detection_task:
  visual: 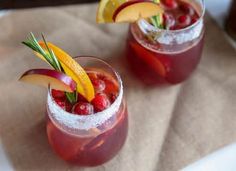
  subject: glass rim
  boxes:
[47,56,124,130]
[138,0,205,33]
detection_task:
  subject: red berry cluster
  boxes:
[161,0,200,30]
[52,72,118,116]
[52,90,73,112]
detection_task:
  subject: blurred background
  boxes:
[0,0,235,44]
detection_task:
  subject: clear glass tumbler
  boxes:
[126,0,205,85]
[46,56,128,166]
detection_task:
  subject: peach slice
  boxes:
[19,69,76,92]
[113,1,163,23]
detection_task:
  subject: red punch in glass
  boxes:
[46,57,128,166]
[126,0,205,85]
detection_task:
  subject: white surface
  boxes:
[0,10,9,17]
[205,0,236,49]
[205,0,232,28]
[182,143,236,171]
[0,141,14,171]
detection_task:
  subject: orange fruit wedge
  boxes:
[130,42,166,77]
[96,0,126,23]
[113,1,163,23]
[36,42,95,102]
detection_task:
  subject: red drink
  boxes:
[126,0,205,84]
[226,0,236,40]
[46,57,128,166]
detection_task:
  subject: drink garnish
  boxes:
[20,33,95,103]
[97,0,125,23]
[19,69,77,92]
[150,13,164,29]
[97,0,163,23]
[113,1,163,23]
[37,41,95,102]
[150,0,164,28]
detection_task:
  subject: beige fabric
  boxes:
[0,3,236,171]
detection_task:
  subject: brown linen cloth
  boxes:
[0,3,236,171]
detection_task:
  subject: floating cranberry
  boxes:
[191,15,199,24]
[109,93,118,103]
[55,99,66,109]
[52,89,65,100]
[179,2,195,16]
[91,78,106,92]
[72,102,94,115]
[65,101,73,112]
[161,0,178,9]
[91,93,110,112]
[177,14,191,28]
[77,93,88,102]
[87,72,98,79]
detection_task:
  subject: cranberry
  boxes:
[172,25,182,30]
[87,72,98,80]
[161,0,178,9]
[163,13,176,30]
[54,97,74,112]
[179,2,195,16]
[177,15,191,28]
[91,79,106,92]
[55,99,66,109]
[109,93,118,103]
[72,102,94,115]
[91,93,110,112]
[65,101,73,112]
[100,76,119,94]
[77,93,88,102]
[191,15,199,24]
[52,89,65,100]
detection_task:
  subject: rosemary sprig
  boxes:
[151,14,164,29]
[22,33,77,104]
[66,89,77,104]
[22,33,62,71]
[41,34,62,72]
[151,0,164,29]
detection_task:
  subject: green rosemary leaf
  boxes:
[151,14,164,29]
[150,16,159,28]
[22,41,37,51]
[151,0,164,29]
[23,33,57,70]
[23,40,53,67]
[30,33,47,56]
[41,34,62,71]
[51,50,62,71]
[23,32,77,104]
[66,92,77,104]
[156,14,164,29]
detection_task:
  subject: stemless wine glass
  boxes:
[126,0,205,85]
[46,56,128,166]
